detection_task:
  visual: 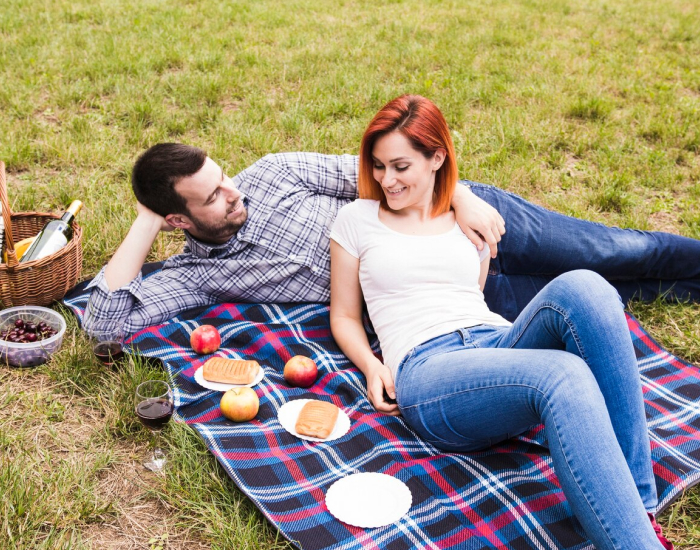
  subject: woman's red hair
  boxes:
[358,95,458,216]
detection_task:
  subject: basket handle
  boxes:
[0,161,19,267]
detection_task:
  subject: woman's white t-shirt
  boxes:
[330,199,511,378]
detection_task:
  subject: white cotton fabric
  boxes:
[331,199,511,378]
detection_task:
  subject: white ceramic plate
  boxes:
[277,399,350,442]
[325,473,412,528]
[193,364,265,391]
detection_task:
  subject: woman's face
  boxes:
[371,131,444,213]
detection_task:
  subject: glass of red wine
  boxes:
[92,326,125,367]
[135,380,174,472]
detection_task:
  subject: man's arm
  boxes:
[266,153,507,256]
[271,153,359,199]
[238,152,505,256]
[452,184,506,258]
[84,203,185,335]
[236,153,359,203]
[104,203,172,291]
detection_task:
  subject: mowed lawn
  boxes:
[1,0,700,548]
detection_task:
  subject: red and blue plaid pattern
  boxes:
[64,281,700,550]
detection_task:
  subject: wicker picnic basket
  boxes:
[0,161,83,307]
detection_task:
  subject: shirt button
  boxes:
[260,239,268,245]
[288,254,296,260]
[311,266,318,273]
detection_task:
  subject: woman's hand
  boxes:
[365,363,400,416]
[452,185,505,258]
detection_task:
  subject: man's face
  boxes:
[172,157,248,244]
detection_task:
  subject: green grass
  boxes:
[1,0,700,547]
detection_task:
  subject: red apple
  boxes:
[283,355,318,388]
[190,325,221,354]
[220,387,259,422]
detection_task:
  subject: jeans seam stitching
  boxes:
[544,302,589,364]
[502,304,618,548]
[505,303,590,365]
[401,383,543,410]
[541,399,617,549]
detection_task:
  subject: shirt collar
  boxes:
[183,231,233,258]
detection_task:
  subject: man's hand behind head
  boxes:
[136,201,176,232]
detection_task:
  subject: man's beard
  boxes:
[191,207,248,244]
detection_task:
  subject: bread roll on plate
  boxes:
[295,400,339,439]
[203,358,260,385]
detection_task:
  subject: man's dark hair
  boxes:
[131,143,208,217]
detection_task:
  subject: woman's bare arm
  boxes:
[479,255,490,291]
[330,240,400,416]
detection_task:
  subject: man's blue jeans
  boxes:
[468,182,700,321]
[395,271,661,550]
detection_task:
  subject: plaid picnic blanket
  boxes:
[64,270,700,550]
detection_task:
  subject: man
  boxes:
[84,143,700,334]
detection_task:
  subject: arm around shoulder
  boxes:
[452,184,505,258]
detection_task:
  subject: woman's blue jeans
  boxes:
[467,181,700,321]
[395,270,662,550]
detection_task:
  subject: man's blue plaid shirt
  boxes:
[85,153,359,334]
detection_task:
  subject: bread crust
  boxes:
[203,358,260,385]
[295,400,339,439]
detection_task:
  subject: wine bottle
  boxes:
[20,200,83,263]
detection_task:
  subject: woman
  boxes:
[329,95,673,550]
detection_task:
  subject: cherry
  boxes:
[1,317,57,343]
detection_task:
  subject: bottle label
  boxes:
[34,233,68,260]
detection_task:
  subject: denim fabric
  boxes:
[466,181,700,321]
[396,271,662,550]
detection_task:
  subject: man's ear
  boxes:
[164,213,192,230]
[432,148,447,171]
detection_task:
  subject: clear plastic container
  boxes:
[0,306,67,367]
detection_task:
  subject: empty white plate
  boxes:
[325,473,412,528]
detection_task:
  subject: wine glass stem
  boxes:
[152,429,161,455]
[150,429,165,469]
